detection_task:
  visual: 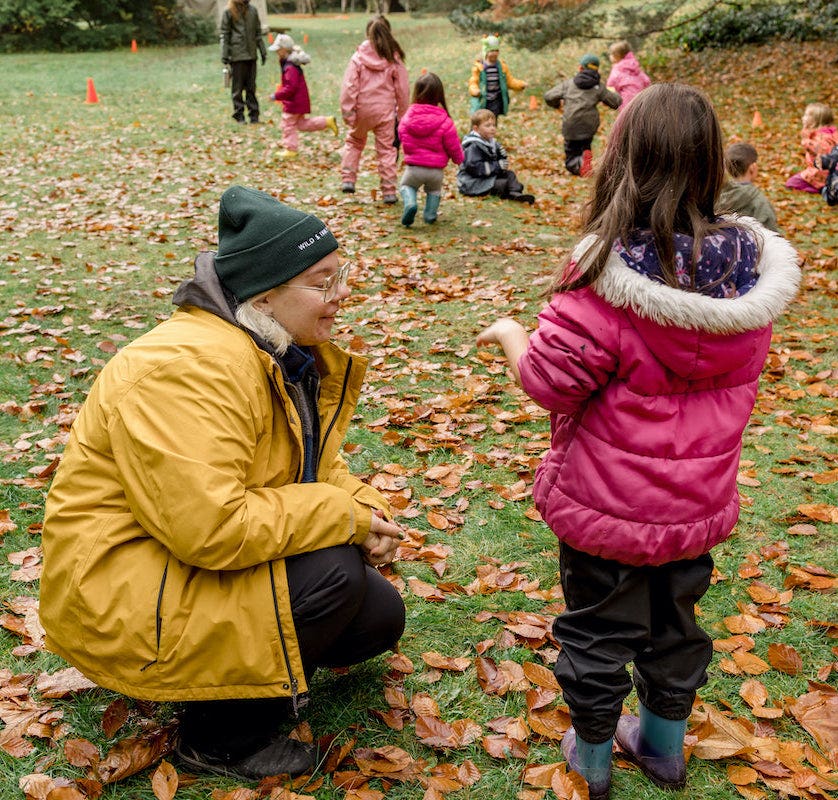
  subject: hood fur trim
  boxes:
[584,218,800,334]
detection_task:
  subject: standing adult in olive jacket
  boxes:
[40,186,406,781]
[221,0,267,123]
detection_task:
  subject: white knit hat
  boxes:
[269,33,295,51]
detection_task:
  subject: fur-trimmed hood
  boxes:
[577,218,800,378]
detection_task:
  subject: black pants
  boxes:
[552,543,713,744]
[179,545,405,759]
[490,168,525,199]
[230,59,259,123]
[564,137,593,175]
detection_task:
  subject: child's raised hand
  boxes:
[477,317,525,347]
[477,319,529,386]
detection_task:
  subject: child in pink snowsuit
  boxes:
[606,41,651,112]
[270,34,338,160]
[339,16,410,202]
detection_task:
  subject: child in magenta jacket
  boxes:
[397,72,464,226]
[606,40,651,111]
[269,34,337,160]
[339,17,410,202]
[477,83,799,800]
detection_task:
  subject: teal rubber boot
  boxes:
[423,192,441,224]
[400,186,418,227]
[614,705,687,789]
[561,727,612,800]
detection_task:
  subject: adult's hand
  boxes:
[361,511,402,566]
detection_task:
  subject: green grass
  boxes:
[1,12,837,800]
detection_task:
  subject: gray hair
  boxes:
[234,294,293,355]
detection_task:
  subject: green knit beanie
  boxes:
[214,185,339,302]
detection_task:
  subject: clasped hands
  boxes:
[361,509,403,567]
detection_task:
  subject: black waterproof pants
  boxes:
[179,544,405,759]
[552,543,714,744]
[564,137,593,175]
[490,169,525,199]
[230,59,259,123]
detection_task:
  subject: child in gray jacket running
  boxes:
[544,54,621,176]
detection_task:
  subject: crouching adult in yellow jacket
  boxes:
[40,186,406,781]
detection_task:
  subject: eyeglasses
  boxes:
[281,262,351,303]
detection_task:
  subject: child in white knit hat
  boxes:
[269,33,338,159]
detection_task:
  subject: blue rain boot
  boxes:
[423,192,441,224]
[614,706,687,790]
[561,727,612,800]
[399,185,418,227]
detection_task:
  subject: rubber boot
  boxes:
[561,727,612,800]
[614,705,687,789]
[400,186,418,226]
[423,192,441,224]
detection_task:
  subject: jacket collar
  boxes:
[584,218,800,334]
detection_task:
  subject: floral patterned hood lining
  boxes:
[614,224,759,299]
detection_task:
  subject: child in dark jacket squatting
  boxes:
[457,109,535,204]
[544,54,621,176]
[477,83,799,800]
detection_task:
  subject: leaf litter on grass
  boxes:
[2,24,837,800]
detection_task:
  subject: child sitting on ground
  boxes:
[457,109,535,204]
[606,41,650,111]
[270,34,338,160]
[718,142,779,231]
[544,54,621,176]
[785,102,837,193]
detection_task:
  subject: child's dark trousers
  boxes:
[564,138,593,175]
[552,543,714,743]
[490,168,525,199]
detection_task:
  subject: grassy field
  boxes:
[1,12,836,800]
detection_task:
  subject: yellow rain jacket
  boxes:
[40,259,388,704]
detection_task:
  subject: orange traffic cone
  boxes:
[303,33,309,44]
[267,32,274,44]
[131,39,137,53]
[529,94,538,110]
[752,109,763,128]
[85,77,99,104]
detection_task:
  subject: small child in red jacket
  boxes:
[477,83,799,800]
[397,72,463,227]
[269,34,338,160]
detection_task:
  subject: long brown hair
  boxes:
[227,0,246,22]
[366,16,406,63]
[411,72,448,114]
[552,83,728,293]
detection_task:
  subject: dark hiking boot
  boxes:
[615,714,686,790]
[509,193,535,204]
[561,727,612,800]
[176,735,317,780]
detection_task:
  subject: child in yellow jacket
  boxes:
[468,35,527,119]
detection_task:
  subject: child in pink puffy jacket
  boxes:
[477,83,799,800]
[397,72,464,227]
[269,34,338,160]
[339,16,409,202]
[606,40,651,111]
[785,102,837,193]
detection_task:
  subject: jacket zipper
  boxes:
[319,357,352,461]
[269,561,300,714]
[141,559,169,672]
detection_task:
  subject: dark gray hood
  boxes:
[172,251,238,324]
